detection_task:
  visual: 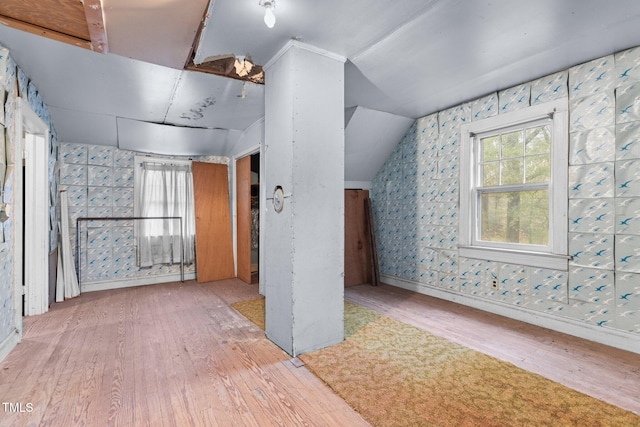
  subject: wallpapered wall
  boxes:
[59,142,226,288]
[371,46,640,336]
[0,41,229,347]
[0,46,59,344]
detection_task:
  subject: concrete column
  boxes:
[262,41,345,356]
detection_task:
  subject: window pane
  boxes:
[525,126,550,155]
[525,155,550,183]
[482,161,500,186]
[501,131,523,158]
[500,159,524,185]
[482,135,500,161]
[480,190,549,245]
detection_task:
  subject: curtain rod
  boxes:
[139,160,192,168]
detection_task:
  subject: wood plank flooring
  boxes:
[0,280,369,427]
[345,283,640,416]
[2,279,639,426]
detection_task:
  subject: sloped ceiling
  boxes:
[0,23,264,157]
[345,107,414,183]
[193,0,433,66]
[164,70,265,129]
[348,0,640,118]
[2,0,640,179]
[117,118,242,156]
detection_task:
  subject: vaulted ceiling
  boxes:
[2,0,640,181]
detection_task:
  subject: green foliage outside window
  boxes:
[479,125,551,245]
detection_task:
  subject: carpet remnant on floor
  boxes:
[232,298,640,427]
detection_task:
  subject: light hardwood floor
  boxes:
[1,279,639,426]
[346,283,640,417]
[0,280,369,427]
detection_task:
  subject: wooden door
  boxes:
[344,189,372,287]
[236,156,252,283]
[192,162,234,282]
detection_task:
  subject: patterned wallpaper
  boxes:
[371,47,640,336]
[1,41,229,348]
[60,143,227,287]
[0,46,59,344]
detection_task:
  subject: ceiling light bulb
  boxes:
[264,3,276,28]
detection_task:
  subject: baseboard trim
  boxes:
[81,273,197,293]
[0,329,21,363]
[381,274,640,355]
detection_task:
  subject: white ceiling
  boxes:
[117,118,242,156]
[103,0,209,69]
[347,0,640,117]
[345,107,414,183]
[194,0,432,65]
[2,0,640,180]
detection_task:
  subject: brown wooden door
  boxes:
[236,156,252,283]
[344,189,372,286]
[192,162,234,282]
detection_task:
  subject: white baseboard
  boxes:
[81,272,197,293]
[0,329,21,363]
[381,274,640,355]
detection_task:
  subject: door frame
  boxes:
[15,97,50,322]
[235,155,252,284]
[231,144,262,290]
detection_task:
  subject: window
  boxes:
[134,157,196,267]
[459,100,569,270]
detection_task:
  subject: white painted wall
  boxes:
[227,118,264,159]
[263,42,345,356]
[263,47,295,351]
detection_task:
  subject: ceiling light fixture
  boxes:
[260,0,276,28]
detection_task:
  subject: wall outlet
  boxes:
[491,279,498,289]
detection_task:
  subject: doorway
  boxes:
[15,98,50,322]
[236,152,260,285]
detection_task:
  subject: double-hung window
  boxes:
[459,99,569,270]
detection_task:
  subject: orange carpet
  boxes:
[232,298,640,426]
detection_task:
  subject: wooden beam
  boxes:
[364,197,380,286]
[0,14,92,50]
[185,62,265,84]
[0,0,89,40]
[82,0,108,54]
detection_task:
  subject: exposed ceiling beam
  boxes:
[0,0,108,54]
[82,0,108,54]
[185,57,264,84]
[0,14,92,50]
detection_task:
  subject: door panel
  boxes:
[193,162,234,282]
[344,189,372,287]
[236,156,252,283]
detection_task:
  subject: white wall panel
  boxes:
[117,118,241,156]
[263,42,345,356]
[345,106,413,183]
[164,70,264,131]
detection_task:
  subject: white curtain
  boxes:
[135,162,196,267]
[57,191,80,300]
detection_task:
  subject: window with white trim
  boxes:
[459,99,569,271]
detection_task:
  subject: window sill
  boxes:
[458,245,569,271]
